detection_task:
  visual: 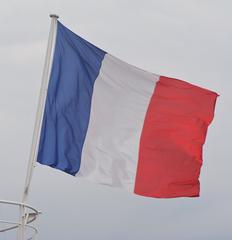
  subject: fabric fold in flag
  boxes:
[37,21,218,198]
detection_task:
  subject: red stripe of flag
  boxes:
[134,76,218,198]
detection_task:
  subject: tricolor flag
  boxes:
[37,21,218,198]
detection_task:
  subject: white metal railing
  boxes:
[0,200,40,240]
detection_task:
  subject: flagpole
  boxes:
[18,14,59,240]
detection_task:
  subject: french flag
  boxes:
[37,21,218,198]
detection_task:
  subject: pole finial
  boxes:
[49,14,59,19]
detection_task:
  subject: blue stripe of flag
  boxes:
[37,21,106,175]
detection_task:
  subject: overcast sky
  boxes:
[0,0,232,239]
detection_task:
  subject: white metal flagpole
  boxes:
[18,14,59,240]
[22,13,59,203]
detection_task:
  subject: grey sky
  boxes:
[0,0,232,239]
